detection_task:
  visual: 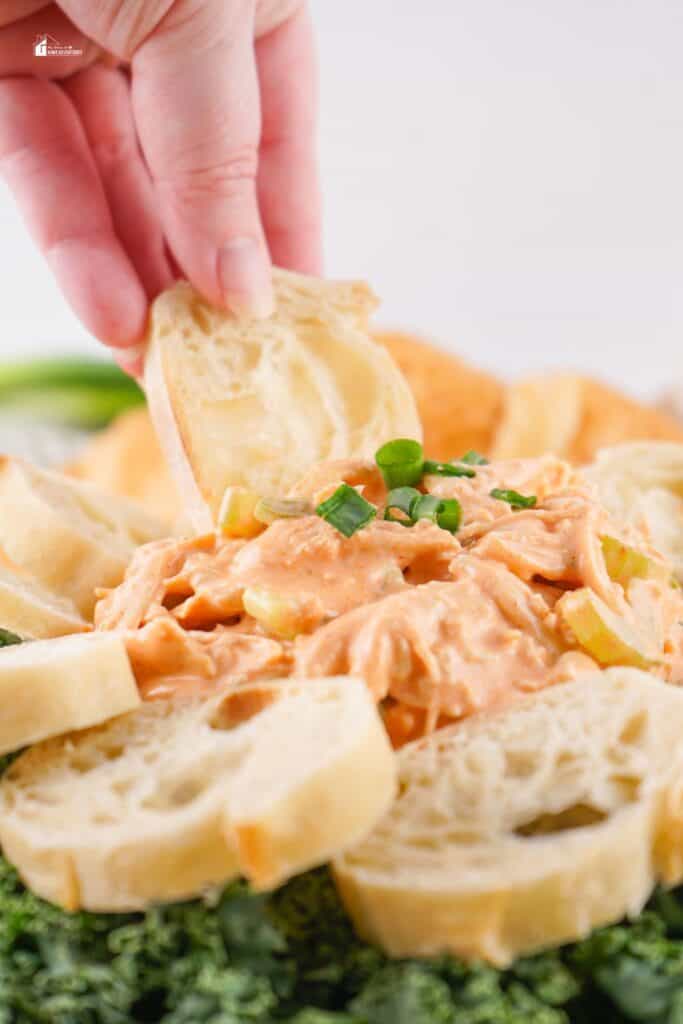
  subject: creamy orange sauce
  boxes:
[287,457,387,506]
[426,454,577,531]
[94,454,683,745]
[125,617,290,700]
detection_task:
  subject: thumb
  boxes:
[131,1,273,315]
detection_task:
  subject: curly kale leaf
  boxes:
[0,847,681,1024]
[570,910,683,1023]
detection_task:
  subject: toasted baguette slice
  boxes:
[334,669,683,966]
[144,272,422,532]
[491,374,584,459]
[375,330,503,461]
[0,632,139,756]
[0,676,396,912]
[64,406,180,527]
[585,442,683,580]
[0,457,164,618]
[0,562,87,639]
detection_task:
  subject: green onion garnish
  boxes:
[460,450,489,465]
[384,486,462,533]
[411,494,462,533]
[0,628,22,647]
[411,494,442,522]
[436,498,462,532]
[375,439,424,488]
[423,460,475,479]
[316,484,376,537]
[384,486,421,523]
[490,488,537,509]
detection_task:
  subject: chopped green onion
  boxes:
[316,484,376,537]
[460,450,489,465]
[423,459,475,479]
[490,488,537,509]
[384,486,421,523]
[385,488,462,533]
[254,497,314,525]
[436,498,462,533]
[411,494,442,522]
[412,494,462,533]
[375,438,424,488]
[0,628,22,647]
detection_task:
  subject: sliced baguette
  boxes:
[334,669,683,966]
[585,442,683,580]
[0,457,164,617]
[491,374,584,459]
[144,272,422,532]
[0,562,87,639]
[0,676,396,911]
[0,632,139,756]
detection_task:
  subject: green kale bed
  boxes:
[0,856,681,1024]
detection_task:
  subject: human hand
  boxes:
[0,1,321,372]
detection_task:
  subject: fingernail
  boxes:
[217,238,274,319]
[114,342,146,379]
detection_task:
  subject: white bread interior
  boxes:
[0,676,396,911]
[334,669,683,965]
[585,441,683,580]
[0,631,139,756]
[0,562,87,639]
[144,271,422,532]
[0,457,164,618]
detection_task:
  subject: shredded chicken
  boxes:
[287,457,387,506]
[469,490,623,607]
[295,558,588,724]
[125,617,290,700]
[98,515,459,634]
[94,454,683,745]
[425,455,578,531]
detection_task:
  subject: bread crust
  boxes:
[0,458,164,618]
[0,563,87,639]
[0,632,139,757]
[334,669,683,965]
[376,330,504,460]
[0,676,396,911]
[144,273,422,531]
[585,441,683,580]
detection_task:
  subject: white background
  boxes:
[1,0,682,399]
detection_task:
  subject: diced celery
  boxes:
[242,586,308,640]
[557,588,660,669]
[218,487,264,539]
[601,535,670,588]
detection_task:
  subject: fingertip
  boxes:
[216,237,274,318]
[113,346,145,380]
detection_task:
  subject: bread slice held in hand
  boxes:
[334,669,683,966]
[144,271,422,532]
[0,632,139,756]
[0,561,87,639]
[0,457,164,618]
[0,676,396,912]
